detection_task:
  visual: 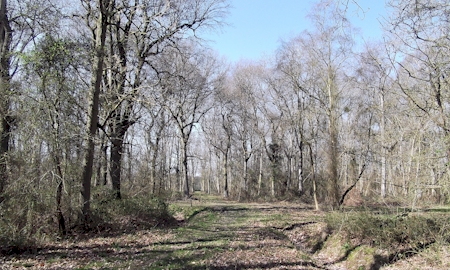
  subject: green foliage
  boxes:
[325,211,450,250]
[21,35,85,75]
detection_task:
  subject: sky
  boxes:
[202,0,388,63]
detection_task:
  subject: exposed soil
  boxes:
[1,197,448,269]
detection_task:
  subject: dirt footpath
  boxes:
[1,199,447,269]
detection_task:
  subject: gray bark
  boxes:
[80,0,110,227]
[0,0,11,200]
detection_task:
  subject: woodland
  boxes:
[1,0,450,268]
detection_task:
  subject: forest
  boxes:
[1,0,450,267]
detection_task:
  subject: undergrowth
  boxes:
[325,210,450,251]
[0,189,54,251]
[0,186,174,254]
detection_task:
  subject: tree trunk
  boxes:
[243,156,249,192]
[80,0,110,227]
[326,64,340,209]
[308,144,319,211]
[110,137,122,199]
[242,140,250,193]
[0,0,12,201]
[380,89,387,198]
[223,150,229,198]
[328,117,340,209]
[181,138,190,198]
[109,114,133,200]
[95,133,108,186]
[258,150,263,195]
[298,140,304,193]
[151,124,164,194]
[55,156,66,236]
[286,154,292,192]
[215,151,221,193]
[151,145,158,194]
[208,150,212,194]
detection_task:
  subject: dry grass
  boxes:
[1,194,449,269]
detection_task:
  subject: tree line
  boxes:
[0,0,449,236]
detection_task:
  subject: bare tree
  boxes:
[23,35,87,234]
[0,0,59,200]
[272,27,353,206]
[354,43,396,198]
[79,0,111,227]
[203,87,234,198]
[302,1,355,208]
[229,63,261,196]
[100,0,228,199]
[387,0,450,149]
[274,44,312,195]
[157,45,224,197]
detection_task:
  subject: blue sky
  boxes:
[203,0,387,63]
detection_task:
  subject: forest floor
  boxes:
[1,194,449,269]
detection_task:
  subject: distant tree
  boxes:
[387,0,450,152]
[229,63,261,196]
[386,0,450,202]
[354,43,395,198]
[271,0,355,207]
[203,87,234,198]
[273,45,310,195]
[101,0,229,199]
[158,45,224,198]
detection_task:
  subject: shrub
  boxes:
[0,188,55,252]
[325,210,450,250]
[90,192,175,230]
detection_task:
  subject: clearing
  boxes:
[1,195,449,269]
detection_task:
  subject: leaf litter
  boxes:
[1,199,448,269]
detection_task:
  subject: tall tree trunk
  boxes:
[0,0,12,201]
[102,142,108,186]
[54,154,66,236]
[95,133,108,186]
[151,123,164,194]
[53,94,66,235]
[182,138,189,197]
[106,9,135,200]
[215,151,221,193]
[243,156,249,192]
[258,150,263,195]
[151,145,158,194]
[326,64,340,209]
[308,143,319,211]
[242,139,250,193]
[158,140,167,194]
[80,0,110,227]
[223,150,229,198]
[109,115,132,200]
[207,150,212,194]
[380,89,387,198]
[298,140,304,193]
[110,137,123,199]
[328,115,340,209]
[286,154,292,192]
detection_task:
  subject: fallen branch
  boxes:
[339,163,366,208]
